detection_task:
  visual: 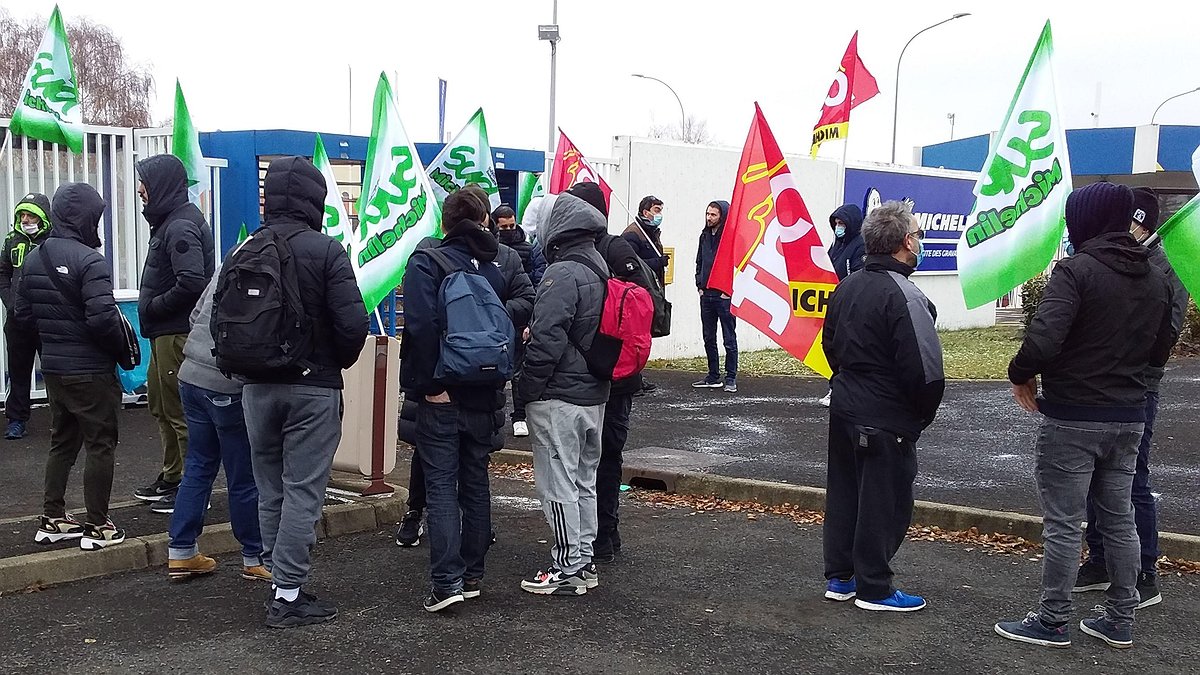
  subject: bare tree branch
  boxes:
[647,114,714,145]
[0,8,154,127]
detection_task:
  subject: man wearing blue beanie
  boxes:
[995,182,1180,650]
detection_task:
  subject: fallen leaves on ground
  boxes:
[488,463,1200,575]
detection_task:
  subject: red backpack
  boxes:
[565,254,654,380]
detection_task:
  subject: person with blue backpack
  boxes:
[400,189,534,613]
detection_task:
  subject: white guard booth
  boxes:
[332,335,400,495]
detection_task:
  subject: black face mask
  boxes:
[497,228,524,245]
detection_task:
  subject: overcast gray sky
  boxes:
[13,0,1200,163]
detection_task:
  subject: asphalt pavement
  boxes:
[1,476,1196,674]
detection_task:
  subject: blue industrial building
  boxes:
[199,129,546,257]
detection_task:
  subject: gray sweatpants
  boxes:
[527,399,604,574]
[243,383,342,590]
[1035,416,1143,625]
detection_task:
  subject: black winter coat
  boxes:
[824,254,945,440]
[136,155,215,339]
[622,217,668,285]
[695,200,729,294]
[241,156,369,389]
[497,226,547,285]
[827,204,866,282]
[13,184,125,375]
[1009,232,1177,421]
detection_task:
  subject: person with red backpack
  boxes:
[517,192,629,596]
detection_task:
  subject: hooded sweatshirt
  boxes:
[136,154,215,339]
[0,192,52,314]
[12,183,124,374]
[241,156,369,389]
[695,200,729,294]
[1009,231,1177,421]
[516,193,611,407]
[827,204,865,281]
[178,265,239,394]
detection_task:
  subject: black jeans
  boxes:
[823,413,917,602]
[595,393,634,557]
[4,322,40,423]
[700,294,737,383]
[43,372,121,525]
[415,401,495,592]
[1085,391,1160,573]
[407,456,426,510]
[510,339,528,423]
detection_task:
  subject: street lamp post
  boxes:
[632,73,686,139]
[1151,86,1200,125]
[891,13,971,164]
[538,1,561,173]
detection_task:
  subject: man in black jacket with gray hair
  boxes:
[822,200,943,614]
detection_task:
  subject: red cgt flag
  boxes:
[548,129,613,209]
[710,104,839,377]
[810,31,879,157]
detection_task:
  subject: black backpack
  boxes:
[211,227,313,377]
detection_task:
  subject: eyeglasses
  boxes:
[907,229,925,241]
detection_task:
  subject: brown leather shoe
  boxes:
[242,565,272,582]
[168,554,217,582]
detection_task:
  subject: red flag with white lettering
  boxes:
[709,104,838,377]
[810,31,879,157]
[548,129,612,209]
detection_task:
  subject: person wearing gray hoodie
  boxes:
[164,264,268,585]
[516,192,610,596]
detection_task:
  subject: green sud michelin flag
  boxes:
[313,133,351,247]
[353,72,441,310]
[1157,144,1200,297]
[515,171,546,224]
[425,108,501,209]
[172,80,210,205]
[9,5,83,153]
[957,21,1072,309]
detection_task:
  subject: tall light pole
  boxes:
[1152,86,1200,125]
[891,13,971,164]
[538,1,560,173]
[632,73,686,139]
[947,112,956,140]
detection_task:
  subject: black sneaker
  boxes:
[150,493,176,514]
[691,378,722,389]
[463,579,482,599]
[1072,560,1110,592]
[592,550,616,564]
[424,586,464,612]
[581,563,599,590]
[79,520,126,550]
[520,567,588,596]
[395,509,423,547]
[266,590,338,628]
[134,475,179,502]
[1136,571,1162,609]
[5,420,27,440]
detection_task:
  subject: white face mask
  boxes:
[20,221,41,236]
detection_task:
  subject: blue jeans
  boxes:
[169,382,263,566]
[1085,391,1159,573]
[700,293,737,383]
[415,401,495,592]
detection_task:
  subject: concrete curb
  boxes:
[0,488,408,597]
[490,449,1200,562]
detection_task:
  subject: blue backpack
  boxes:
[421,247,515,387]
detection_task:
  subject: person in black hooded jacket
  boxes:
[827,203,866,281]
[996,182,1177,648]
[1,192,52,439]
[242,156,368,627]
[694,199,737,391]
[133,154,215,506]
[400,188,532,612]
[15,182,127,550]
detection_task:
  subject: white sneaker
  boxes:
[819,391,831,407]
[513,421,529,437]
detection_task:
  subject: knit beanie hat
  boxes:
[1066,182,1134,247]
[1130,187,1161,233]
[565,181,608,217]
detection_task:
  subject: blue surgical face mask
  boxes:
[834,225,846,238]
[651,213,663,227]
[910,236,925,269]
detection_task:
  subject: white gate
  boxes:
[0,120,225,409]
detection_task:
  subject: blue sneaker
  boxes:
[1079,608,1133,649]
[854,590,926,612]
[994,612,1071,648]
[5,420,26,440]
[824,577,856,602]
